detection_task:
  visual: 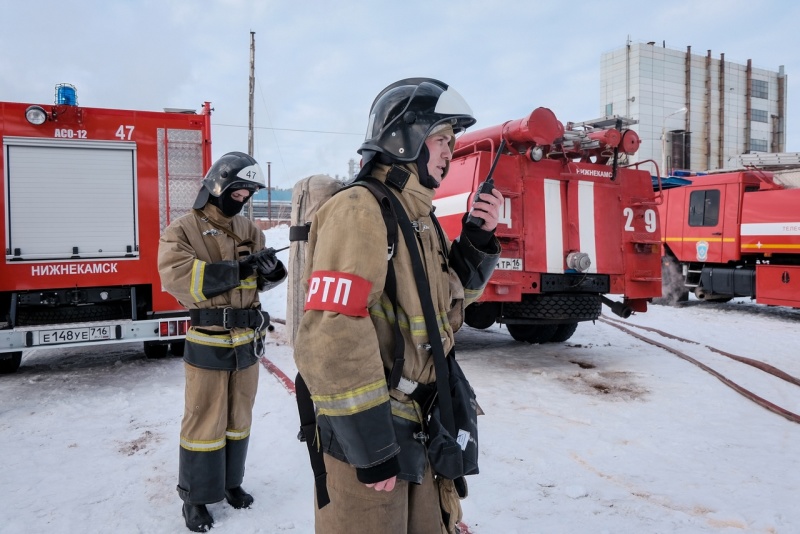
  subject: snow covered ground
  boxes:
[2,225,800,533]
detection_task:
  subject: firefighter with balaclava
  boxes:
[158,151,286,532]
[294,79,503,533]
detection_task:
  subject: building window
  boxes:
[750,138,768,152]
[752,79,768,99]
[751,109,768,123]
[688,189,720,227]
[605,103,613,116]
[669,130,691,171]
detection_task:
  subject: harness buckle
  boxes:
[222,307,233,329]
[411,220,429,233]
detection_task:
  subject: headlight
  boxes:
[529,146,544,162]
[25,105,48,125]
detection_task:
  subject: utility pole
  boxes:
[248,31,255,157]
[248,31,255,220]
[267,162,272,224]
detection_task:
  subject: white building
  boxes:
[600,41,787,175]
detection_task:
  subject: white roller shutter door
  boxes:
[4,138,138,260]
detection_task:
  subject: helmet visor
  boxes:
[434,86,473,132]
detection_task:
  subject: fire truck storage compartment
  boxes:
[4,137,138,261]
[755,264,800,307]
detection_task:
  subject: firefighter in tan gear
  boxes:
[158,151,286,532]
[294,78,502,534]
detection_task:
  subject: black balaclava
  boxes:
[209,189,250,217]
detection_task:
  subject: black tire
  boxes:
[169,340,186,357]
[506,324,559,344]
[143,341,169,359]
[550,322,579,343]
[464,302,499,330]
[503,293,601,322]
[0,351,22,374]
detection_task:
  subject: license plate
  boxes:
[497,257,522,271]
[39,326,113,345]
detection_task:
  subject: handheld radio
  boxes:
[464,139,506,228]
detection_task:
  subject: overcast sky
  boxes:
[3,0,798,189]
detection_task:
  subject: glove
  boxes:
[460,213,495,250]
[253,248,279,274]
[238,256,257,279]
[248,248,284,280]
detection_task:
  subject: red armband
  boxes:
[305,270,371,317]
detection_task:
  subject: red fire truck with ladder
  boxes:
[433,108,663,343]
[0,84,212,373]
[654,164,800,308]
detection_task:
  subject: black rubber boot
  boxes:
[224,486,254,509]
[182,503,214,532]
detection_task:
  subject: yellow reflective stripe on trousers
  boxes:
[185,327,267,348]
[312,379,389,417]
[190,259,207,302]
[390,397,422,423]
[180,435,226,452]
[226,427,251,441]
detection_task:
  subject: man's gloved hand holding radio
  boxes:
[239,248,287,283]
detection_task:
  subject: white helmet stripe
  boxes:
[236,163,265,187]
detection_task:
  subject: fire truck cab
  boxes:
[0,85,211,373]
[656,169,800,308]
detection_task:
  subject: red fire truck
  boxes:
[655,169,800,308]
[0,85,212,373]
[433,108,663,343]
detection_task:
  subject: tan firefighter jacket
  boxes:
[293,163,500,484]
[158,203,272,371]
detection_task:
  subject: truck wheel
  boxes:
[464,302,499,330]
[550,322,579,343]
[143,341,169,359]
[169,340,186,357]
[503,294,601,322]
[506,324,559,344]
[0,351,22,374]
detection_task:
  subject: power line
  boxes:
[213,123,362,136]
